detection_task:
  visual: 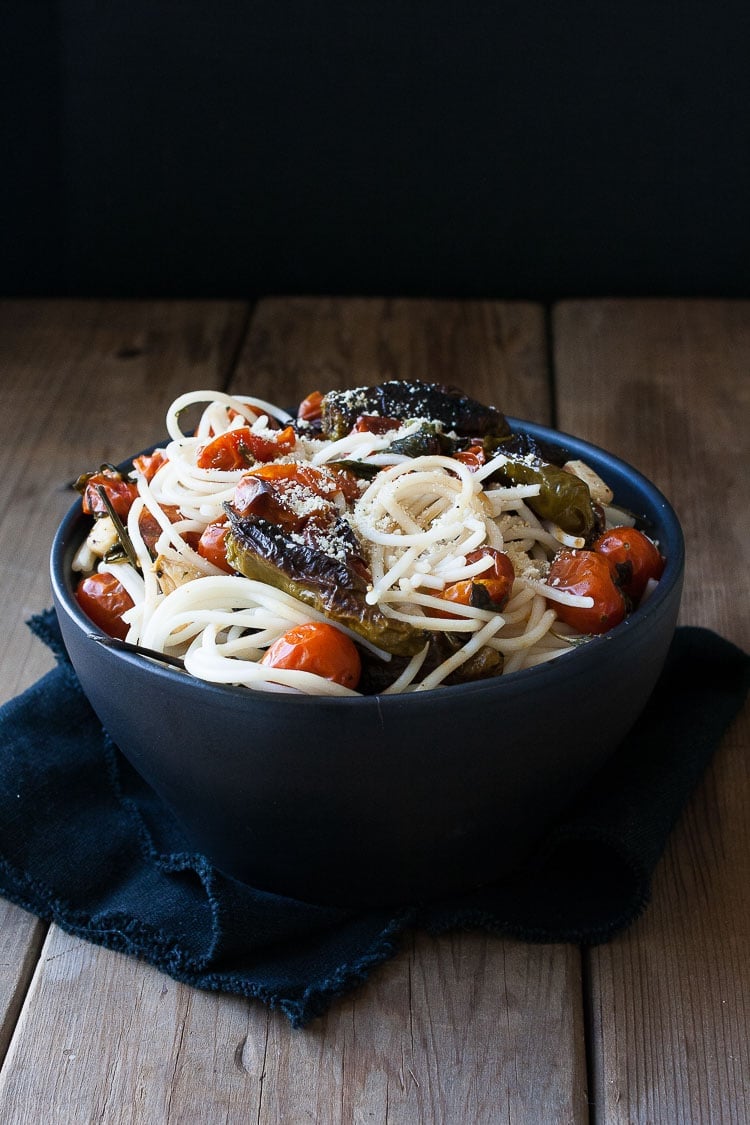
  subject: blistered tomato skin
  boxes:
[132,450,167,482]
[80,470,139,519]
[197,519,233,572]
[197,426,296,471]
[439,547,515,615]
[546,549,626,635]
[593,526,665,602]
[297,390,324,423]
[260,622,362,689]
[75,572,135,640]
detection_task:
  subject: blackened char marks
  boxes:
[321,381,511,440]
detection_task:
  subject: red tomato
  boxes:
[260,622,362,689]
[75,572,135,640]
[137,504,182,554]
[132,450,167,482]
[439,547,515,615]
[197,519,233,572]
[197,425,296,470]
[249,461,361,502]
[297,390,324,422]
[353,414,401,434]
[232,474,319,529]
[546,549,626,635]
[593,526,665,602]
[80,470,139,519]
[453,444,486,471]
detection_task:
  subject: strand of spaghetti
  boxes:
[311,433,384,465]
[185,624,359,696]
[503,622,573,672]
[484,483,542,509]
[521,575,595,608]
[139,574,393,661]
[369,544,421,602]
[312,419,426,466]
[375,603,496,632]
[135,474,222,578]
[488,606,557,654]
[380,644,430,694]
[380,589,500,624]
[472,450,509,482]
[166,390,292,441]
[542,519,586,549]
[414,614,507,691]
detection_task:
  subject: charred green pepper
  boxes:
[224,508,426,657]
[484,433,596,538]
[321,381,511,441]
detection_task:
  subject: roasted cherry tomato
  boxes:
[353,414,402,434]
[260,622,362,689]
[453,444,486,471]
[75,571,135,640]
[297,390,324,423]
[593,526,665,602]
[546,549,626,635]
[136,504,182,554]
[196,425,296,470]
[439,547,515,615]
[132,450,167,482]
[79,469,139,519]
[248,461,361,503]
[232,473,327,529]
[197,519,233,572]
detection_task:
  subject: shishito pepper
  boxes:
[484,434,597,538]
[321,381,511,441]
[224,508,427,657]
[495,456,595,537]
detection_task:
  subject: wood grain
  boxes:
[0,904,45,1065]
[554,298,750,1124]
[0,300,250,1120]
[553,299,750,649]
[233,297,552,426]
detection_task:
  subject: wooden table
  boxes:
[0,298,747,1123]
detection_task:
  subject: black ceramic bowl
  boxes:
[51,419,684,907]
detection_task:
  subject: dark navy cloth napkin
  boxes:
[0,612,747,1027]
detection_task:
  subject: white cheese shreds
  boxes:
[73,387,632,696]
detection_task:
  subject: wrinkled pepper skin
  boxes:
[486,433,596,538]
[495,456,595,537]
[321,381,511,441]
[224,508,427,657]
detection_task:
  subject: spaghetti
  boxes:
[72,384,657,695]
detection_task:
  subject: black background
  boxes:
[4,3,749,298]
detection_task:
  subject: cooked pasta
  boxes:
[72,384,662,695]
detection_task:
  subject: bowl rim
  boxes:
[51,415,685,708]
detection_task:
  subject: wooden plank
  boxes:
[232,296,551,424]
[0,904,45,1065]
[0,300,250,1115]
[553,298,750,1124]
[0,926,263,1123]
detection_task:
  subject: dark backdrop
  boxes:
[4,2,750,298]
